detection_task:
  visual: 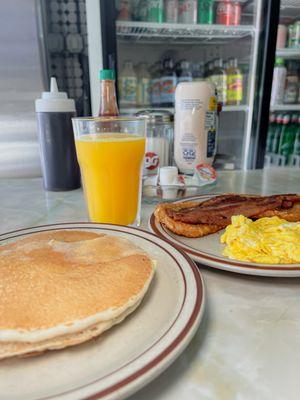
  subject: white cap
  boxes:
[35,77,76,113]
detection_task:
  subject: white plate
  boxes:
[0,223,204,400]
[149,194,300,278]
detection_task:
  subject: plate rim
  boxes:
[0,222,205,400]
[149,194,300,276]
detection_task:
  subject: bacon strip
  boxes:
[166,194,300,226]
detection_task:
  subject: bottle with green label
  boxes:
[271,114,283,154]
[291,115,300,156]
[226,58,243,105]
[266,113,276,153]
[278,114,297,164]
[198,0,214,24]
[147,0,164,23]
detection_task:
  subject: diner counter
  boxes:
[0,168,299,400]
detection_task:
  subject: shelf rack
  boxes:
[276,48,300,59]
[116,21,254,43]
[270,104,300,111]
[120,105,248,114]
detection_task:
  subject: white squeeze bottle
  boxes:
[174,81,218,174]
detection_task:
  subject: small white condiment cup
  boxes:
[159,166,178,186]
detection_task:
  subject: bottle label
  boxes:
[209,74,227,104]
[227,74,243,102]
[205,111,217,157]
[119,77,137,104]
[160,76,177,104]
[150,78,161,105]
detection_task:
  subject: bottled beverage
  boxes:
[165,0,179,23]
[138,0,149,21]
[147,0,164,22]
[266,113,276,153]
[137,63,151,107]
[271,114,284,154]
[178,0,198,24]
[98,69,119,116]
[177,60,193,83]
[226,58,243,105]
[150,61,163,106]
[118,61,138,107]
[283,61,299,104]
[278,114,296,164]
[160,58,177,107]
[117,0,132,21]
[270,58,286,106]
[288,24,295,48]
[292,116,300,156]
[198,0,214,24]
[276,24,287,49]
[192,61,205,81]
[205,60,214,78]
[294,21,300,48]
[209,58,227,105]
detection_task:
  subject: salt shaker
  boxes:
[135,110,174,176]
[35,77,80,191]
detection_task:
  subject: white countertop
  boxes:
[1,168,299,400]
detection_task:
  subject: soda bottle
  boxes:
[226,58,243,105]
[98,69,119,116]
[160,58,177,107]
[177,60,193,83]
[178,0,198,24]
[147,0,164,23]
[137,63,151,107]
[292,115,300,156]
[266,113,276,153]
[150,61,162,107]
[209,58,227,105]
[271,114,283,154]
[118,61,138,107]
[278,114,296,164]
[198,0,214,24]
[165,0,179,23]
[283,61,299,104]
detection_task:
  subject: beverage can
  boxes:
[178,0,198,24]
[198,0,214,24]
[165,0,179,23]
[216,1,234,26]
[276,24,287,49]
[147,0,164,22]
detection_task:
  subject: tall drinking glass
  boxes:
[72,117,146,226]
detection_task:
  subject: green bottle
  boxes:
[271,114,283,154]
[278,114,296,165]
[198,0,214,24]
[266,113,276,153]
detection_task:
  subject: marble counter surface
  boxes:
[0,168,299,400]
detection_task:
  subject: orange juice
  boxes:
[75,133,145,225]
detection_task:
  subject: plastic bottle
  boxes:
[160,58,177,107]
[271,113,284,154]
[165,0,179,23]
[147,0,164,22]
[270,58,286,106]
[266,113,276,153]
[292,116,300,156]
[35,77,80,191]
[177,60,193,83]
[117,0,132,20]
[278,114,294,164]
[226,58,243,105]
[283,61,299,104]
[98,69,119,116]
[192,61,205,81]
[118,61,138,107]
[209,58,227,105]
[198,0,214,24]
[178,0,198,24]
[137,63,151,107]
[174,81,218,174]
[150,61,163,107]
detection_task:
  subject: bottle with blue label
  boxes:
[160,58,177,107]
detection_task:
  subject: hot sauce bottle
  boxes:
[98,69,119,116]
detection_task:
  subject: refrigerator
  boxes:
[264,0,300,169]
[84,0,279,170]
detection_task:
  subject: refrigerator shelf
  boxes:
[270,104,300,111]
[116,21,254,43]
[276,48,300,59]
[120,105,248,114]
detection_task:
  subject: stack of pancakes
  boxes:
[0,230,155,359]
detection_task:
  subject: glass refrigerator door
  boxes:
[87,0,272,170]
[264,0,300,169]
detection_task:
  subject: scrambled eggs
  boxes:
[220,215,300,264]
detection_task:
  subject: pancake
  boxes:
[0,230,155,359]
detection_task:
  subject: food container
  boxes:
[136,110,174,176]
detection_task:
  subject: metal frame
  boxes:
[249,0,281,169]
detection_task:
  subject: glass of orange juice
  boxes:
[72,116,146,226]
